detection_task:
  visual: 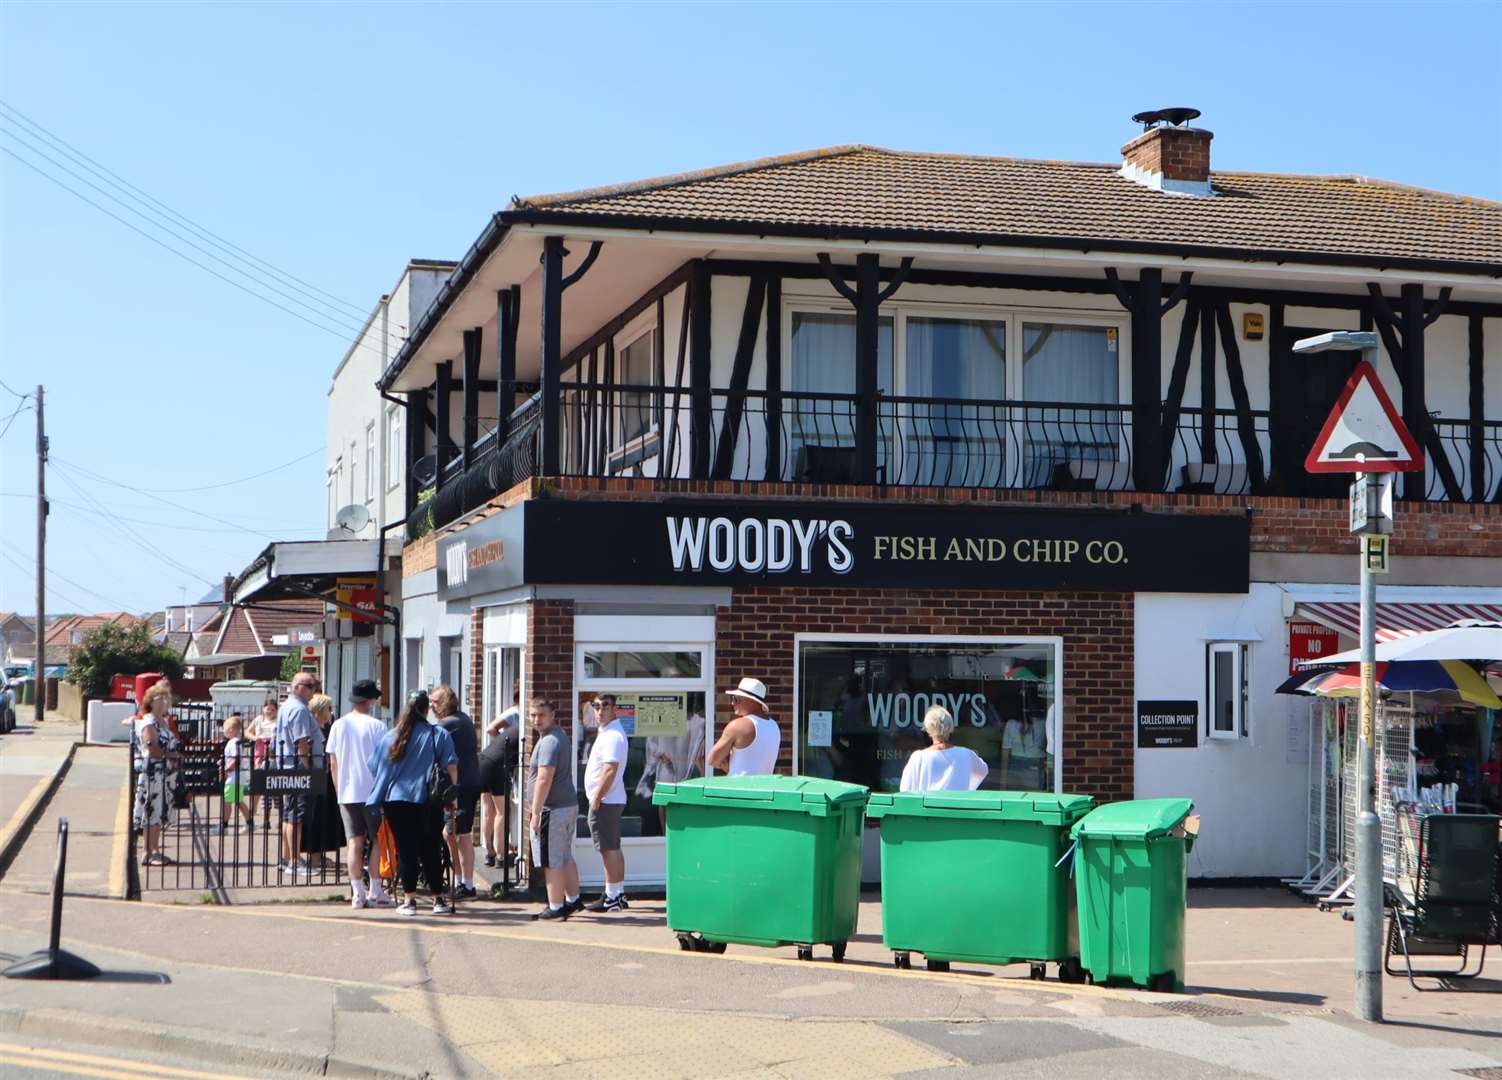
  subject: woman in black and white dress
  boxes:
[134,682,181,866]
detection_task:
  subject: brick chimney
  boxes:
[1121,119,1214,196]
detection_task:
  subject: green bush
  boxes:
[278,651,301,682]
[65,622,187,700]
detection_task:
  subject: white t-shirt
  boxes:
[900,746,989,793]
[222,737,246,781]
[1003,719,1047,759]
[584,720,628,804]
[325,710,388,805]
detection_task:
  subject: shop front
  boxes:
[436,493,1249,887]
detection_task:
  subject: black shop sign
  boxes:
[1137,701,1199,749]
[249,767,327,797]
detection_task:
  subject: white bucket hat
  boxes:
[725,677,768,707]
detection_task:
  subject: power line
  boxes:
[52,445,324,494]
[0,145,408,360]
[0,548,97,616]
[52,458,305,539]
[0,100,401,330]
[0,399,32,441]
[0,494,323,536]
[0,377,31,400]
[0,537,140,612]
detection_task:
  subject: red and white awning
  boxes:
[1294,602,1502,643]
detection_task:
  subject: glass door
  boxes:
[572,644,713,888]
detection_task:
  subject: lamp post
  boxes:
[1294,329,1384,1023]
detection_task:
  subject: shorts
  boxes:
[447,786,480,835]
[339,802,381,839]
[223,781,246,805]
[279,794,309,824]
[530,806,577,870]
[587,803,624,854]
[478,757,513,797]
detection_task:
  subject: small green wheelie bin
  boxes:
[653,775,868,961]
[1070,798,1196,992]
[866,790,1094,977]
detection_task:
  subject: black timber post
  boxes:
[1468,316,1484,502]
[404,389,427,515]
[462,329,481,470]
[496,287,518,443]
[1401,283,1428,502]
[855,254,881,485]
[1198,302,1217,464]
[1131,268,1164,491]
[434,360,453,490]
[689,261,712,478]
[540,237,564,476]
[764,276,782,482]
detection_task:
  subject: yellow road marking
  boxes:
[107,764,130,899]
[62,894,1145,1002]
[0,772,57,859]
[0,1043,259,1080]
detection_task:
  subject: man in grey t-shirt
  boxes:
[526,699,580,920]
[274,672,322,875]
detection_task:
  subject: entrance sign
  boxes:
[1137,701,1198,748]
[1289,621,1340,674]
[1348,474,1394,536]
[249,767,327,797]
[1305,361,1423,473]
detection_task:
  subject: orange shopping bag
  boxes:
[376,817,399,882]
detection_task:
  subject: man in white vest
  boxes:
[708,677,780,776]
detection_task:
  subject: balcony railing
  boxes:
[407,383,1498,534]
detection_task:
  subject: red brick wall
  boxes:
[526,600,574,722]
[714,587,1135,800]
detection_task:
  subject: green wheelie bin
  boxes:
[653,775,868,961]
[1070,798,1197,992]
[866,790,1094,977]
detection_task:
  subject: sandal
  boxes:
[142,852,177,867]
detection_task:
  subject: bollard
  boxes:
[3,818,101,980]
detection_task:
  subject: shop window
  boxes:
[1207,642,1248,740]
[583,650,703,680]
[796,636,1060,794]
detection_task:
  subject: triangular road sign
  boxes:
[1305,360,1424,473]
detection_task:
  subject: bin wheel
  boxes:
[893,951,911,970]
[831,942,847,963]
[676,933,696,952]
[1028,962,1047,981]
[796,945,814,962]
[1057,958,1086,984]
[1149,972,1178,993]
[704,940,727,954]
[926,959,950,973]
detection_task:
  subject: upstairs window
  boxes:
[385,406,402,492]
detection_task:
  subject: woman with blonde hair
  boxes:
[899,705,988,793]
[134,682,182,866]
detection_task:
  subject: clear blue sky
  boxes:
[1,1,1498,618]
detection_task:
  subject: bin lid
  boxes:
[866,790,1093,825]
[653,774,869,810]
[1070,798,1194,840]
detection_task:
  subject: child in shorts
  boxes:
[219,715,254,834]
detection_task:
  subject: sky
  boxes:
[0,0,1498,619]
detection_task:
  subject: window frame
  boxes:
[364,421,376,503]
[1206,641,1248,741]
[791,631,1066,793]
[606,317,662,472]
[385,404,402,493]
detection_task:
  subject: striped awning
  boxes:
[1294,602,1502,643]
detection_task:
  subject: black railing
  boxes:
[1429,418,1502,502]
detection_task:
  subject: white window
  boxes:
[788,311,893,481]
[364,422,376,502]
[326,468,338,526]
[385,405,402,492]
[348,440,357,504]
[615,328,657,452]
[1207,642,1248,740]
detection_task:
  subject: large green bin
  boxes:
[1071,798,1196,992]
[866,790,1094,976]
[653,775,868,960]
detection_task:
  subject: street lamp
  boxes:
[1294,328,1383,1023]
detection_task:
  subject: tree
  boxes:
[278,651,301,682]
[65,622,187,700]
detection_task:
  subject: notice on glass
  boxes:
[632,693,688,739]
[807,710,833,748]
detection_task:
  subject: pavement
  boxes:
[1,717,1499,1079]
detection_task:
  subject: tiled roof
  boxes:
[44,612,137,646]
[510,146,1502,272]
[215,600,322,656]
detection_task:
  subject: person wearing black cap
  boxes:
[326,679,393,909]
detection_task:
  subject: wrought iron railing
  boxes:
[1428,418,1502,502]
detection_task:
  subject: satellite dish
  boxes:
[332,504,371,536]
[409,453,438,487]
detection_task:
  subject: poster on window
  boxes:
[631,693,688,739]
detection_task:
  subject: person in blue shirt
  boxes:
[367,692,459,916]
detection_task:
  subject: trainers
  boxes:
[350,893,368,910]
[452,884,478,901]
[531,905,570,921]
[583,894,627,913]
[583,895,610,912]
[367,892,395,908]
[483,853,497,868]
[432,896,454,915]
[396,898,419,917]
[563,897,584,916]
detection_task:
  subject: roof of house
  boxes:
[44,612,138,646]
[507,145,1502,273]
[214,600,323,656]
[0,612,35,633]
[160,631,193,657]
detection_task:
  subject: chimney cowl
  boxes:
[1121,121,1214,196]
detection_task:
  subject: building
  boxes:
[376,112,1501,885]
[225,261,455,717]
[44,612,139,665]
[163,586,222,636]
[187,599,324,682]
[0,612,36,668]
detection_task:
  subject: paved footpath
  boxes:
[0,717,81,877]
[1,730,1498,1079]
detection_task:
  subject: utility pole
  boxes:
[34,384,46,727]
